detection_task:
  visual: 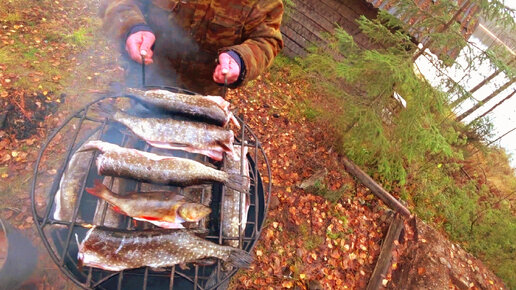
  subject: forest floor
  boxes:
[0,0,508,289]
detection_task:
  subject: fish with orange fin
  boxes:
[86,180,211,229]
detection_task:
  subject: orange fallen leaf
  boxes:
[281,281,293,288]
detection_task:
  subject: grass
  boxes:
[67,27,93,47]
[3,12,22,23]
[298,223,324,250]
[307,180,350,203]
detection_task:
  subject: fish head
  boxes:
[178,203,211,222]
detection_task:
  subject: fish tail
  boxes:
[225,172,249,192]
[217,140,233,154]
[85,180,109,199]
[227,248,253,268]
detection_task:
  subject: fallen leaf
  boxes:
[417,267,425,275]
[281,281,293,288]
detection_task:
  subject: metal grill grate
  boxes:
[30,87,271,290]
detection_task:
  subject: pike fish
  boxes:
[53,131,100,222]
[125,88,239,127]
[77,227,253,271]
[222,145,250,248]
[86,180,211,229]
[82,140,248,192]
[100,106,234,161]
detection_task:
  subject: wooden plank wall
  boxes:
[281,0,380,57]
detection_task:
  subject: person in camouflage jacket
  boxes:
[100,0,284,95]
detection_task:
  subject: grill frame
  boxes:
[30,89,272,290]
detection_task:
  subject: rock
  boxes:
[298,168,328,190]
[269,195,280,210]
[0,111,7,129]
[439,257,451,269]
[308,280,323,290]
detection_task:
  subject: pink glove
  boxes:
[125,31,155,65]
[213,52,240,84]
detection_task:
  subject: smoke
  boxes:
[0,219,38,289]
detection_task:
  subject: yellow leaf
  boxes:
[1,173,8,178]
[299,273,306,279]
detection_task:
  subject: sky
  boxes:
[415,35,516,169]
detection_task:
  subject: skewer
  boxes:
[222,70,228,98]
[140,49,147,88]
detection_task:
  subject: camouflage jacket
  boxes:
[100,0,284,94]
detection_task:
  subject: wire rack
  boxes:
[30,88,272,290]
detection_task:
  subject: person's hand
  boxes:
[213,52,240,84]
[125,31,155,65]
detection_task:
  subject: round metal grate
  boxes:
[30,88,271,289]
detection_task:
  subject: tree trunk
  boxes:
[451,58,515,108]
[456,78,515,121]
[486,127,516,147]
[412,0,471,61]
[469,89,516,124]
[469,58,515,95]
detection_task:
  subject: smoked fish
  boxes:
[222,145,250,248]
[82,141,248,191]
[78,227,253,271]
[53,131,100,222]
[124,88,239,127]
[101,107,234,161]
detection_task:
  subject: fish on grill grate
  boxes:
[86,180,211,229]
[81,140,248,192]
[53,131,100,222]
[222,145,250,248]
[124,88,239,127]
[77,227,253,271]
[92,177,124,228]
[96,105,235,161]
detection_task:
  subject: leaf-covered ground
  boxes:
[0,0,509,289]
